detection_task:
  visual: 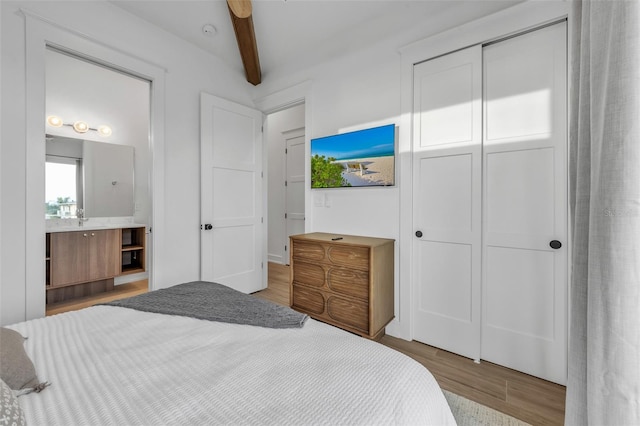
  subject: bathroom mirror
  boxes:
[45,135,135,219]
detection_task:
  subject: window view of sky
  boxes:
[46,162,76,203]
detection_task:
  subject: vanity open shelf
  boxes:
[121,227,146,275]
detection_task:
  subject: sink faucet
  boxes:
[77,209,89,226]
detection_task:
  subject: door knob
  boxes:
[415,231,423,238]
[549,240,562,249]
[204,224,213,231]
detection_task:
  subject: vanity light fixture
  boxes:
[73,121,89,133]
[97,125,113,137]
[47,115,63,128]
[46,115,112,137]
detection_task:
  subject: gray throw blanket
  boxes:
[102,281,307,329]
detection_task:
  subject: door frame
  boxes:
[23,10,166,320]
[395,2,570,340]
[254,81,313,242]
[265,109,305,266]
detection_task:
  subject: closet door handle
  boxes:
[415,231,423,238]
[549,240,562,249]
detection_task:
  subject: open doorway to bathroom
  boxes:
[44,48,151,315]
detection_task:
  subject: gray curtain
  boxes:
[566,0,640,424]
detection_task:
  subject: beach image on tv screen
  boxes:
[310,124,395,188]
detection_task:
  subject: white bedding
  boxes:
[10,306,455,425]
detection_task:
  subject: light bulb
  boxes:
[98,125,112,137]
[47,115,63,127]
[73,121,89,133]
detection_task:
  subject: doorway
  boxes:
[24,15,166,321]
[266,103,306,265]
[44,48,152,310]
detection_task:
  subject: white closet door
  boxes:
[284,128,306,259]
[200,93,264,293]
[481,22,567,384]
[412,46,483,361]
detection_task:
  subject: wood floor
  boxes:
[45,279,148,316]
[49,263,566,425]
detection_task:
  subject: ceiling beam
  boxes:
[227,0,261,86]
[227,0,252,19]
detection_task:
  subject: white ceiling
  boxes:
[109,0,522,82]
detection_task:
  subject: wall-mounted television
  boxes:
[310,124,395,188]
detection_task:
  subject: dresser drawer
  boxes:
[292,241,325,262]
[292,285,325,315]
[327,245,369,270]
[293,241,370,271]
[292,261,325,288]
[327,296,369,333]
[327,267,369,301]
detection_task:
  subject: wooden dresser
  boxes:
[289,232,394,339]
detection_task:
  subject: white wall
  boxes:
[0,0,254,325]
[254,35,404,332]
[266,104,305,264]
[257,31,404,241]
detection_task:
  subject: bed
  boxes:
[3,281,455,425]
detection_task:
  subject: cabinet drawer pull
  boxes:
[83,233,88,237]
[91,233,95,237]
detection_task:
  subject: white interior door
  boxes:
[284,128,305,261]
[481,23,567,384]
[412,46,483,361]
[200,93,264,293]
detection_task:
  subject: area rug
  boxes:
[443,390,531,426]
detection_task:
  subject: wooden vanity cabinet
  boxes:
[49,229,120,287]
[290,232,395,340]
[46,226,146,304]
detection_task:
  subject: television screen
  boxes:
[310,124,395,188]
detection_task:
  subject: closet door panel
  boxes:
[419,154,474,238]
[484,46,556,142]
[418,62,475,147]
[412,45,482,361]
[481,22,567,385]
[486,148,555,237]
[485,247,555,340]
[418,241,473,323]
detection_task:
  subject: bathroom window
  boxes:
[45,156,82,219]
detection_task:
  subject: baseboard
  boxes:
[268,253,284,264]
[115,271,148,286]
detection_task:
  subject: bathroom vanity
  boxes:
[45,224,146,304]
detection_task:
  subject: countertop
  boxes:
[46,223,147,233]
